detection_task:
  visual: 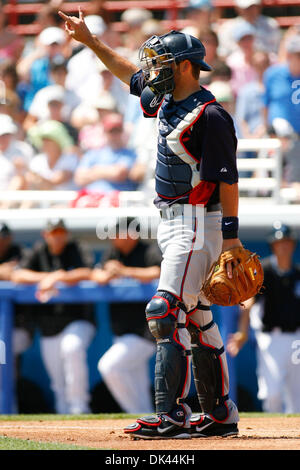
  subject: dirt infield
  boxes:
[0,416,299,450]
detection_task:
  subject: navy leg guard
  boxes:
[145,291,191,415]
[187,319,228,415]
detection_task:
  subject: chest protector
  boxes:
[155,88,216,203]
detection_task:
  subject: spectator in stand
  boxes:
[17,26,67,112]
[0,59,25,123]
[270,118,300,201]
[34,1,65,30]
[182,0,215,39]
[209,60,232,84]
[12,218,95,414]
[77,91,118,151]
[226,22,258,96]
[0,114,34,195]
[74,112,137,194]
[217,0,280,58]
[120,8,154,64]
[92,218,161,414]
[198,28,220,86]
[66,15,108,104]
[0,2,25,63]
[263,35,300,135]
[24,56,81,132]
[26,120,78,191]
[235,50,270,139]
[128,116,157,202]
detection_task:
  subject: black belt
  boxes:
[159,203,221,219]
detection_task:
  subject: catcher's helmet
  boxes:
[267,221,297,244]
[139,30,211,94]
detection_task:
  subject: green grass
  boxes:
[0,412,299,421]
[0,436,98,450]
[0,413,136,421]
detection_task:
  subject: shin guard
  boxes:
[187,317,229,416]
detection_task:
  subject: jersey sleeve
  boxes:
[199,104,238,184]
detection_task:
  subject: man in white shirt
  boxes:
[0,114,34,191]
[217,0,281,57]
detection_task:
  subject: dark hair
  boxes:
[0,60,19,89]
[199,28,219,48]
[210,60,232,80]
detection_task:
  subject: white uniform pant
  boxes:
[13,320,95,414]
[156,208,230,405]
[98,334,156,414]
[255,328,300,413]
[41,320,95,414]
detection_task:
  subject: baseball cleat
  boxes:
[124,414,191,440]
[190,413,239,437]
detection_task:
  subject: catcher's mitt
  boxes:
[202,246,264,306]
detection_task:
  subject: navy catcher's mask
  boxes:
[139,30,212,95]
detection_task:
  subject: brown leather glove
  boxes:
[202,247,264,306]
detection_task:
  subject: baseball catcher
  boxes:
[59,8,264,439]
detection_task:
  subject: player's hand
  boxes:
[58,7,93,46]
[226,331,248,357]
[103,260,126,277]
[221,238,243,279]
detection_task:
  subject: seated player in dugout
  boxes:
[91,217,161,415]
[12,218,95,414]
[58,8,241,438]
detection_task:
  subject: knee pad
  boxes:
[145,291,179,340]
[187,319,228,414]
[145,291,191,414]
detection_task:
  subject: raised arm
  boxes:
[58,8,139,86]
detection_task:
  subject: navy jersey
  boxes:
[258,257,300,332]
[130,70,238,208]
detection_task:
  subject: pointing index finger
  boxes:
[58,10,69,21]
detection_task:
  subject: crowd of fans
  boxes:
[0,0,299,205]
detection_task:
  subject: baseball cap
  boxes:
[121,8,153,27]
[94,92,117,111]
[267,221,297,244]
[0,223,11,237]
[233,21,255,41]
[188,0,213,10]
[0,114,18,136]
[43,85,65,104]
[39,27,66,46]
[85,15,106,36]
[28,120,73,150]
[234,0,261,8]
[286,35,300,54]
[45,218,67,232]
[102,113,124,132]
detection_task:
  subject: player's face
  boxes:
[44,229,69,255]
[271,238,296,258]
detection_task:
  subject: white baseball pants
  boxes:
[156,208,230,403]
[98,333,156,414]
